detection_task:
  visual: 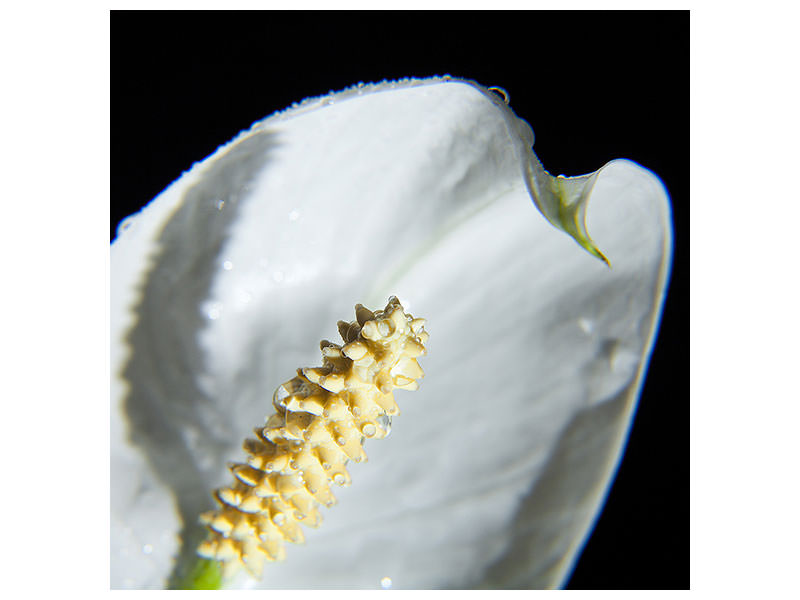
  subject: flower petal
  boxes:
[111,77,671,589]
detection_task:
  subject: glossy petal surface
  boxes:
[111,78,671,589]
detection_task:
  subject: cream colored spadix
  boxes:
[197,297,428,579]
[111,76,671,589]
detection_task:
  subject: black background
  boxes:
[112,10,688,589]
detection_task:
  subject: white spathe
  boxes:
[111,77,671,589]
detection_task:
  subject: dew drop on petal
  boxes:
[116,215,136,236]
[361,423,376,437]
[487,85,510,104]
[578,317,594,335]
[235,288,252,307]
[333,473,345,485]
[203,301,223,321]
[610,343,638,374]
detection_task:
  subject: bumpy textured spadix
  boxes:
[196,297,427,578]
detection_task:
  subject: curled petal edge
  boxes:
[523,153,610,266]
[469,79,609,266]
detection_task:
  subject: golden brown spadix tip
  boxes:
[198,296,428,578]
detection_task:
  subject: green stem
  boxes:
[168,557,223,590]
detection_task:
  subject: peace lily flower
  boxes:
[111,76,671,589]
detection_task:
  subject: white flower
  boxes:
[111,77,671,589]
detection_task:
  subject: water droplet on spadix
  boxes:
[377,415,392,437]
[273,384,291,408]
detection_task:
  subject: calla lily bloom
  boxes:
[111,76,671,589]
